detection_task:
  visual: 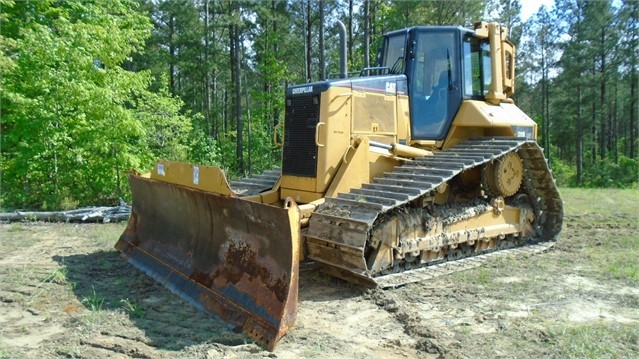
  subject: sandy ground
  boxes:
[1,192,637,358]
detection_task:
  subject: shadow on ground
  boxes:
[53,250,247,350]
[53,250,364,351]
[298,262,368,303]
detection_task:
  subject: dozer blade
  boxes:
[115,173,300,350]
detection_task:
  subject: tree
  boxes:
[519,5,559,163]
[618,0,638,160]
[487,0,523,45]
[0,0,199,209]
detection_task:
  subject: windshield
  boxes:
[382,34,406,74]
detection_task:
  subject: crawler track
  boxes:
[375,241,555,288]
[304,137,563,287]
[229,168,280,196]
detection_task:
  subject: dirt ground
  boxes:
[1,188,637,358]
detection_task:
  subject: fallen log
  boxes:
[0,202,131,223]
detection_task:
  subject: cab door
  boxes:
[408,30,463,140]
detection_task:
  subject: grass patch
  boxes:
[7,223,26,233]
[572,230,638,284]
[544,322,639,359]
[81,286,105,311]
[561,188,639,221]
[559,188,637,285]
[300,336,329,358]
[86,223,127,248]
[475,266,492,285]
[452,265,496,287]
[0,234,41,250]
[600,252,639,283]
[120,298,145,318]
[0,343,11,359]
[45,268,68,285]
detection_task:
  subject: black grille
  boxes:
[283,94,320,177]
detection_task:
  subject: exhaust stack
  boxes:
[336,20,347,79]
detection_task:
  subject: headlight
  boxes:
[511,126,533,139]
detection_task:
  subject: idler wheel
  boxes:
[482,152,523,197]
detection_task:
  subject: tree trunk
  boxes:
[306,0,312,82]
[612,82,618,163]
[230,6,243,174]
[591,62,597,164]
[577,87,583,184]
[318,0,325,80]
[243,57,252,175]
[364,0,370,68]
[371,0,377,40]
[272,0,280,133]
[631,54,637,159]
[599,27,607,160]
[204,0,212,138]
[541,35,550,163]
[223,87,228,136]
[348,0,353,69]
[169,14,176,94]
[213,75,219,140]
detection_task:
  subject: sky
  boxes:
[520,0,555,22]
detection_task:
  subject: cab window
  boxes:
[463,36,491,97]
[383,34,407,73]
[410,31,460,140]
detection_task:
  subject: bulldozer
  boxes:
[116,22,563,350]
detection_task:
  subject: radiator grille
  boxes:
[282,94,320,177]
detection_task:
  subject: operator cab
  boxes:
[379,26,494,141]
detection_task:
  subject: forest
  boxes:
[1,0,637,210]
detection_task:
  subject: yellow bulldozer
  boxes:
[116,22,563,350]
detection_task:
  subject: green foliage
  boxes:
[551,155,638,189]
[187,121,220,166]
[381,0,486,29]
[59,197,80,211]
[0,0,203,209]
[519,0,637,189]
[550,157,577,187]
[580,156,639,189]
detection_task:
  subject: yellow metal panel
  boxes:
[241,189,281,205]
[445,206,521,234]
[150,160,233,196]
[486,23,507,103]
[427,94,539,148]
[451,101,494,127]
[281,175,316,193]
[443,100,538,148]
[316,87,353,193]
[367,134,397,143]
[444,126,485,149]
[397,94,410,142]
[281,188,324,204]
[325,138,371,198]
[352,91,396,135]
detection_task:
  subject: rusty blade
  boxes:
[115,174,300,350]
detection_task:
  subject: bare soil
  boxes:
[1,188,638,358]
